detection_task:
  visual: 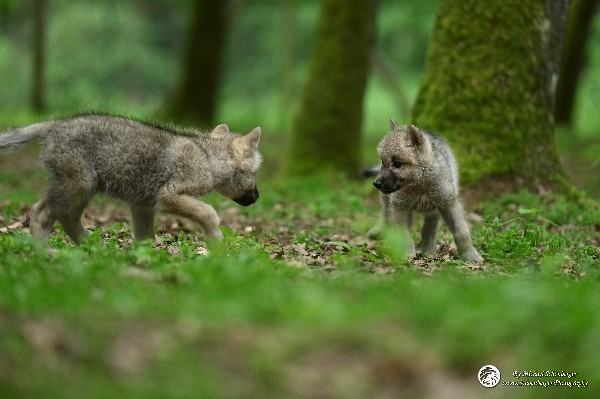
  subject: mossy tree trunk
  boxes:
[411,0,570,186]
[555,0,599,126]
[163,0,229,128]
[284,0,378,176]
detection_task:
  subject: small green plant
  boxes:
[480,207,561,260]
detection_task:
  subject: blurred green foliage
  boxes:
[0,0,599,192]
[0,0,437,129]
[1,0,599,133]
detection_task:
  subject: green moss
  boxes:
[412,0,565,185]
[285,0,376,176]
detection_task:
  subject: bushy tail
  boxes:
[0,122,51,150]
[361,164,381,178]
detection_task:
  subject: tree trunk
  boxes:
[278,0,297,131]
[163,0,229,128]
[31,0,47,113]
[411,0,570,187]
[284,0,378,176]
[555,0,599,126]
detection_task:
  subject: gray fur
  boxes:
[367,119,483,263]
[0,114,262,244]
[0,122,51,149]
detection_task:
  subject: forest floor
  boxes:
[1,145,600,398]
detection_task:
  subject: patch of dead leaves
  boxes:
[3,199,571,277]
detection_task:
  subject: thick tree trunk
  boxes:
[284,0,378,176]
[411,0,570,186]
[163,0,229,128]
[32,0,47,113]
[278,0,297,131]
[555,0,599,126]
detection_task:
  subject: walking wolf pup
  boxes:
[0,114,262,243]
[365,119,483,263]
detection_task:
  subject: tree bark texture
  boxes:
[32,0,47,113]
[164,0,229,128]
[285,0,378,176]
[411,0,570,186]
[555,0,599,125]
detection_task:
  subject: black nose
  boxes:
[373,178,399,194]
[233,187,259,206]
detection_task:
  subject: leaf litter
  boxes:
[1,192,598,277]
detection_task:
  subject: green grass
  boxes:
[1,2,599,394]
[1,164,599,398]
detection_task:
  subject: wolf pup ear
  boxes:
[407,124,424,146]
[389,118,398,131]
[232,127,261,165]
[245,127,261,150]
[211,124,230,136]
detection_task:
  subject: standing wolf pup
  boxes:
[0,114,262,244]
[365,119,483,263]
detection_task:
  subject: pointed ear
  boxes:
[232,127,261,163]
[245,127,261,150]
[389,118,398,131]
[407,124,424,146]
[211,124,230,136]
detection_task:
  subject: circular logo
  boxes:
[478,365,501,388]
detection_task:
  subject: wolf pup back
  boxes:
[367,118,483,263]
[0,114,262,244]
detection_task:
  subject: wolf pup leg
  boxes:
[367,192,391,239]
[439,199,484,263]
[420,212,440,255]
[388,208,417,259]
[30,176,93,244]
[29,198,57,241]
[157,193,224,240]
[129,205,156,241]
[30,196,90,244]
[367,218,385,240]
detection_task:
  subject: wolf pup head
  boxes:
[372,119,433,194]
[214,125,262,206]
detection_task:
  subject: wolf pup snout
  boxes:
[373,172,403,194]
[234,186,259,206]
[366,119,484,264]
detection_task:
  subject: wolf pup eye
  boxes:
[392,160,403,168]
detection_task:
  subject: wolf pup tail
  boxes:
[361,164,381,178]
[0,122,51,150]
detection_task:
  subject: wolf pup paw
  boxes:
[460,249,484,264]
[367,227,381,240]
[207,228,225,241]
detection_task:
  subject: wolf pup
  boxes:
[0,114,262,244]
[365,119,483,263]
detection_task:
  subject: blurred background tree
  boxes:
[162,0,230,128]
[31,0,48,113]
[0,0,599,194]
[556,0,599,126]
[284,0,378,176]
[411,0,570,187]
